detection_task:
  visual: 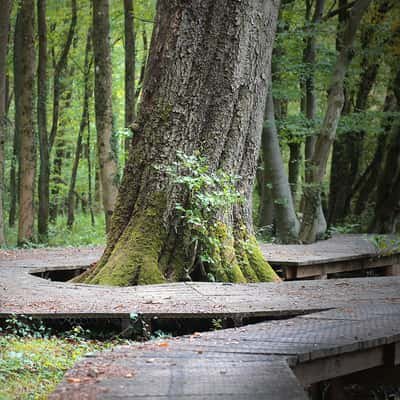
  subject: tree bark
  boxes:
[67,29,93,228]
[299,0,371,243]
[14,0,36,246]
[93,0,119,231]
[124,0,136,158]
[263,86,299,243]
[37,0,49,242]
[0,0,11,246]
[75,0,281,286]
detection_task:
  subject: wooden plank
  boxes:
[293,346,385,386]
[50,349,308,400]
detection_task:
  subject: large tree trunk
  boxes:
[93,0,119,230]
[67,29,93,228]
[76,0,281,286]
[0,0,11,246]
[299,0,371,243]
[14,0,36,246]
[263,86,299,243]
[124,0,136,158]
[37,0,49,242]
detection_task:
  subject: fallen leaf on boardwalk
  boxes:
[67,377,81,383]
[158,342,169,347]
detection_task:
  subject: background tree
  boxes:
[262,85,300,243]
[14,0,36,245]
[93,0,119,230]
[0,0,12,246]
[37,0,49,241]
[124,0,136,157]
[299,0,372,243]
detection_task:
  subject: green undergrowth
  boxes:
[0,314,173,400]
[0,335,108,400]
[3,213,106,249]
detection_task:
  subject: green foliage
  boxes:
[162,151,243,269]
[1,315,51,339]
[370,235,400,255]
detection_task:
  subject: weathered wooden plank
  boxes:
[49,348,308,400]
[293,346,385,386]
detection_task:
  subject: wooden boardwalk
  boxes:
[1,234,398,281]
[1,254,400,319]
[1,236,400,398]
[49,302,400,399]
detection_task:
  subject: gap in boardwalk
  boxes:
[0,312,305,342]
[30,266,89,282]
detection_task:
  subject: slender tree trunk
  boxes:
[263,86,299,243]
[124,0,135,158]
[87,110,95,226]
[49,0,77,152]
[369,75,400,233]
[75,0,281,286]
[50,79,74,221]
[14,0,36,246]
[288,142,301,204]
[257,154,274,229]
[328,2,390,225]
[67,29,93,228]
[353,92,395,216]
[0,0,11,246]
[301,0,326,238]
[37,0,49,242]
[369,122,400,233]
[299,0,371,243]
[93,0,119,231]
[134,29,148,108]
[9,126,17,227]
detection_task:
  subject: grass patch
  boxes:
[0,335,111,400]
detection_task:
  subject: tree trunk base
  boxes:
[73,208,280,286]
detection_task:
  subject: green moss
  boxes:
[211,222,246,283]
[244,235,280,282]
[233,225,280,283]
[87,193,168,286]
